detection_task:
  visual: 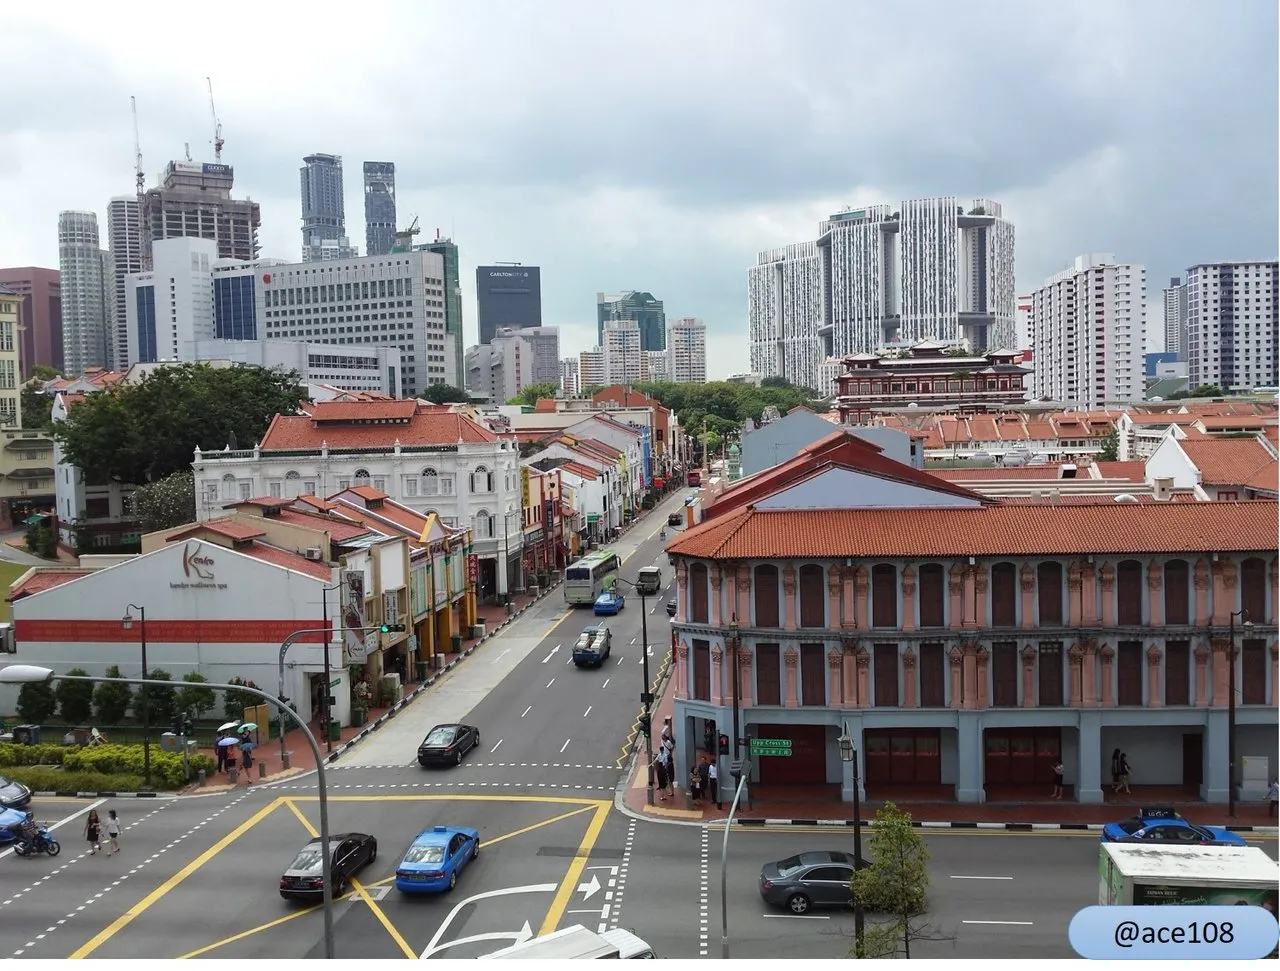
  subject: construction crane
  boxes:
[391,215,421,252]
[207,77,224,162]
[130,96,145,195]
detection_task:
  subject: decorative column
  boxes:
[782,564,797,631]
[723,640,737,708]
[975,647,990,708]
[1021,645,1037,707]
[1146,644,1163,707]
[737,647,754,707]
[1081,562,1098,626]
[1081,637,1098,707]
[1099,564,1116,628]
[1068,644,1083,706]
[962,567,978,628]
[675,562,688,624]
[1147,563,1163,628]
[962,641,979,709]
[1212,560,1237,627]
[1194,642,1210,707]
[1067,563,1083,627]
[1020,565,1036,629]
[973,569,989,628]
[1100,644,1115,707]
[828,570,843,631]
[901,566,917,632]
[841,639,858,706]
[902,647,918,707]
[783,647,799,707]
[709,568,724,627]
[855,648,871,708]
[725,565,739,627]
[828,650,844,707]
[854,567,869,630]
[1193,560,1211,627]
[710,647,723,706]
[841,565,856,630]
[949,565,966,630]
[736,564,750,624]
[1271,642,1279,707]
[674,641,689,699]
[1210,636,1230,707]
[948,648,964,708]
[1271,558,1279,625]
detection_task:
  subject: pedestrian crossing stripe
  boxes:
[332,762,618,771]
[264,781,616,792]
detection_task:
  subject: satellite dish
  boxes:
[1150,396,1163,402]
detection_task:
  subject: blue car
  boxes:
[593,590,625,616]
[394,825,481,894]
[1101,806,1247,847]
[0,807,29,845]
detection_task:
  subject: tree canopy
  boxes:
[851,801,938,959]
[420,383,470,404]
[507,382,561,407]
[132,471,198,532]
[51,363,302,484]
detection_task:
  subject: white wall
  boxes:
[1144,437,1197,489]
[1099,725,1188,786]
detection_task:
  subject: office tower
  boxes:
[1163,276,1189,360]
[212,256,287,342]
[496,325,559,385]
[602,319,647,384]
[748,197,1016,391]
[106,197,143,371]
[465,333,534,403]
[421,235,463,385]
[363,162,397,257]
[0,268,62,376]
[300,153,356,261]
[666,316,707,383]
[1185,261,1278,391]
[141,161,261,267]
[257,250,455,397]
[1029,254,1146,408]
[58,211,112,375]
[597,291,665,352]
[126,237,218,363]
[560,356,580,396]
[476,265,542,344]
[578,348,605,389]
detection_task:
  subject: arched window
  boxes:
[353,469,371,484]
[1241,557,1267,623]
[470,465,493,493]
[1116,560,1143,625]
[284,470,302,499]
[220,473,237,500]
[871,564,897,628]
[798,564,825,628]
[990,562,1017,627]
[1037,561,1064,625]
[689,563,709,624]
[474,510,493,539]
[421,467,439,496]
[753,564,780,628]
[918,563,946,628]
[1164,559,1190,625]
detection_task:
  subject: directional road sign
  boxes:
[749,737,792,756]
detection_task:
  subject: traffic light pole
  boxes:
[640,587,655,807]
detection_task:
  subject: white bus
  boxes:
[564,550,621,605]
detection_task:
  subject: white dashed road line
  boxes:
[608,818,636,933]
[268,781,616,792]
[699,827,710,957]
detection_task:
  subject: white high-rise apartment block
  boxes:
[1185,261,1278,391]
[1016,294,1033,348]
[57,210,112,375]
[602,319,647,384]
[496,325,559,385]
[748,198,1016,395]
[560,357,580,396]
[666,316,707,383]
[257,250,457,397]
[1163,277,1188,359]
[578,347,605,389]
[1029,254,1146,408]
[464,332,534,403]
[183,338,401,396]
[125,237,218,364]
[107,197,143,371]
[646,351,670,382]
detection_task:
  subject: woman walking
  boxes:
[1117,753,1132,794]
[1110,748,1122,793]
[105,810,121,856]
[85,809,102,855]
[653,756,669,801]
[1051,760,1065,800]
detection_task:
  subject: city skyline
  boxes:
[1,1,1276,380]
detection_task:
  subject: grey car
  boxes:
[0,775,32,810]
[759,851,858,915]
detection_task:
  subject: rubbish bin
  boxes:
[328,718,341,742]
[352,708,367,727]
[450,634,462,653]
[415,661,428,682]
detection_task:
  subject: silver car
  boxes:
[759,851,858,915]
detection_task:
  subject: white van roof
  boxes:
[480,925,620,960]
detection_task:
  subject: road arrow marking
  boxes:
[421,887,554,958]
[578,874,601,901]
[542,645,560,663]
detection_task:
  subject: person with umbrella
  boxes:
[215,722,238,774]
[238,725,258,784]
[216,735,239,777]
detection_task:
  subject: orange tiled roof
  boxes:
[1092,461,1146,481]
[559,461,600,480]
[1180,438,1275,487]
[1198,415,1278,431]
[240,542,333,580]
[1181,401,1278,418]
[270,508,373,542]
[1128,413,1201,426]
[1243,460,1278,493]
[169,517,267,542]
[9,570,92,600]
[1264,427,1279,447]
[933,465,1080,481]
[310,400,418,422]
[260,401,497,451]
[667,501,1278,560]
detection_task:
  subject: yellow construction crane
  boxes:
[207,77,224,162]
[130,96,145,195]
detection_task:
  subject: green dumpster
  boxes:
[329,718,341,742]
[415,661,428,682]
[450,634,462,653]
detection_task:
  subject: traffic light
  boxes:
[718,733,730,754]
[379,623,406,633]
[638,714,651,737]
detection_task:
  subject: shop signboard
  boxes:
[341,569,369,664]
[467,554,478,584]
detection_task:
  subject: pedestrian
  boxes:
[85,809,102,855]
[708,759,720,809]
[689,766,702,802]
[1117,753,1131,794]
[1110,748,1121,793]
[697,758,711,808]
[105,809,121,855]
[653,757,669,801]
[240,739,254,785]
[1051,760,1065,800]
[214,732,226,774]
[1269,779,1278,817]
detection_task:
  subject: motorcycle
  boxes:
[13,817,60,858]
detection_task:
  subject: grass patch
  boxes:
[0,560,30,622]
[4,765,151,793]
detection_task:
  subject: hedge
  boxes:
[3,766,147,793]
[0,743,216,789]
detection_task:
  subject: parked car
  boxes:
[0,775,32,810]
[593,590,625,616]
[395,825,480,894]
[759,851,859,915]
[418,723,481,767]
[1101,806,1247,847]
[279,832,377,900]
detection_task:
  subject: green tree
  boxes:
[131,470,197,532]
[1096,429,1119,462]
[419,384,470,404]
[16,680,57,724]
[507,381,561,407]
[93,665,134,725]
[580,385,605,399]
[135,669,177,726]
[55,667,96,724]
[223,676,262,721]
[851,802,945,958]
[1189,384,1224,398]
[20,380,54,430]
[51,362,301,486]
[176,672,217,719]
[23,522,56,558]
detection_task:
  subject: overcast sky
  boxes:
[2,0,1275,377]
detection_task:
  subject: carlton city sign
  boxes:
[171,542,229,591]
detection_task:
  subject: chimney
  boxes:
[1153,477,1175,501]
[1050,489,1061,505]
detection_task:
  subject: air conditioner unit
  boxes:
[304,548,324,561]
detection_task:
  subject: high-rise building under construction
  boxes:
[141,160,260,266]
[363,162,397,257]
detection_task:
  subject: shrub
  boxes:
[62,743,214,789]
[4,766,147,793]
[56,668,96,724]
[93,665,133,724]
[134,668,176,726]
[0,742,71,766]
[16,681,57,723]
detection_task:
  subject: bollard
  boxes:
[198,769,206,786]
[282,751,291,770]
[258,759,267,779]
[228,763,239,785]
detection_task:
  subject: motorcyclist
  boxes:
[659,527,666,540]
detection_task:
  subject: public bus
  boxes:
[564,549,621,605]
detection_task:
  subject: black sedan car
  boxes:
[666,598,677,617]
[279,832,377,900]
[418,723,480,767]
[760,851,858,915]
[0,774,32,810]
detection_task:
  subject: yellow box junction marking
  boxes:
[537,800,611,937]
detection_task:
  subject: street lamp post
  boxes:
[614,575,655,806]
[0,664,338,959]
[839,722,866,957]
[121,605,150,788]
[719,754,752,960]
[1228,608,1252,818]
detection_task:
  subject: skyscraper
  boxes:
[496,325,560,385]
[1185,262,1278,392]
[602,319,647,384]
[363,162,397,257]
[597,291,666,351]
[1163,276,1188,360]
[420,235,463,385]
[666,317,707,383]
[125,237,217,364]
[300,154,356,261]
[0,267,62,376]
[142,161,261,266]
[107,196,143,369]
[476,265,542,344]
[58,211,112,375]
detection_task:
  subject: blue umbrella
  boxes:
[217,737,238,748]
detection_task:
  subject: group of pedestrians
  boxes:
[649,716,724,810]
[214,728,257,784]
[83,808,121,856]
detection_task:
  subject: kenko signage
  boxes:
[172,542,228,591]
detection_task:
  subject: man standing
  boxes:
[708,759,720,810]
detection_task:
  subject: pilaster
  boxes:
[1210,636,1230,707]
[1147,562,1163,628]
[736,564,750,625]
[1020,564,1036,630]
[973,568,989,628]
[710,568,723,627]
[1099,564,1115,628]
[783,647,799,707]
[853,567,868,631]
[948,647,963,709]
[1193,559,1210,626]
[1068,644,1083,706]
[1271,642,1279,707]
[827,650,843,707]
[737,647,754,707]
[855,648,870,708]
[710,646,723,705]
[901,566,917,632]
[675,562,688,624]
[1020,644,1037,707]
[962,641,979,709]
[1067,563,1083,627]
[674,640,689,699]
[1194,641,1210,707]
[975,646,990,708]
[1146,644,1162,707]
[1100,644,1115,707]
[841,565,856,630]
[1081,562,1098,625]
[782,564,797,632]
[1212,559,1237,627]
[948,565,965,630]
[1081,636,1098,707]
[828,571,843,631]
[841,639,858,707]
[902,647,918,707]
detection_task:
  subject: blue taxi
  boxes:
[394,825,481,894]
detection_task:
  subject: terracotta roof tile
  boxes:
[934,466,1078,481]
[1092,461,1146,481]
[271,508,372,542]
[1181,438,1275,486]
[311,400,418,422]
[668,501,1277,560]
[169,517,267,542]
[1243,460,1278,493]
[1128,414,1201,425]
[241,542,333,580]
[1265,427,1279,447]
[559,461,600,480]
[9,569,93,599]
[260,402,497,451]
[1198,415,1278,430]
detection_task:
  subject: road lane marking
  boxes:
[950,875,1013,880]
[491,648,510,664]
[521,706,532,717]
[541,646,559,664]
[538,801,611,937]
[560,739,571,753]
[282,798,416,959]
[583,707,592,718]
[761,914,829,920]
[699,825,710,954]
[0,797,105,862]
[630,637,636,644]
[422,887,557,958]
[616,655,624,665]
[963,920,1034,926]
[490,739,503,754]
[602,678,610,688]
[546,678,556,688]
[68,797,285,959]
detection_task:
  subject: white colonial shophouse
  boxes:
[193,400,526,602]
